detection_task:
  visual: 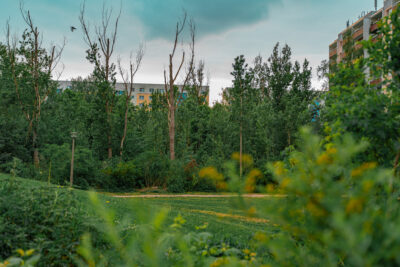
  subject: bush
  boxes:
[40,144,101,189]
[166,160,188,193]
[133,151,170,188]
[255,128,400,266]
[101,159,141,191]
[0,177,95,266]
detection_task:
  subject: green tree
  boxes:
[227,55,255,176]
[4,9,63,167]
[79,3,121,159]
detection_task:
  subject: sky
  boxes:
[0,0,380,104]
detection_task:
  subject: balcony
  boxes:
[370,23,378,33]
[329,49,337,58]
[352,28,363,40]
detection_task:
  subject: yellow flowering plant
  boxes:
[254,127,400,266]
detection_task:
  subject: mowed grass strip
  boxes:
[0,174,277,247]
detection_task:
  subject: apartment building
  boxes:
[58,81,209,106]
[329,0,399,65]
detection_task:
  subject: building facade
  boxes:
[58,81,209,106]
[329,0,399,65]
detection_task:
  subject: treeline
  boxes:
[0,35,317,191]
[1,4,399,193]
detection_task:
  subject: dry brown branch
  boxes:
[79,0,121,159]
[163,13,196,160]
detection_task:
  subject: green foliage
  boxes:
[324,8,400,167]
[0,177,95,266]
[101,159,140,190]
[76,193,261,267]
[0,249,40,267]
[133,151,170,188]
[256,128,400,266]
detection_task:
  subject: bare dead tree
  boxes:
[117,44,144,158]
[163,14,195,160]
[6,4,64,167]
[79,1,121,159]
[189,60,209,104]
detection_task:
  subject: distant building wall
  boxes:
[57,81,209,106]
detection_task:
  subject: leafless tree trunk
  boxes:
[190,60,210,104]
[163,14,195,160]
[7,5,64,167]
[80,1,120,159]
[118,46,144,158]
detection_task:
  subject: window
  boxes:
[139,103,144,107]
[130,95,134,99]
[160,89,165,93]
[139,88,145,92]
[149,88,154,93]
[149,96,152,100]
[139,96,144,100]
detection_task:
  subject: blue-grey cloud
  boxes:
[129,0,282,39]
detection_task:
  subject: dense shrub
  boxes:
[101,159,141,190]
[166,160,190,193]
[0,177,95,266]
[40,144,101,189]
[256,128,400,266]
[133,151,170,188]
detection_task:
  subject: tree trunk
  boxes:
[239,121,242,178]
[32,129,40,168]
[70,137,75,187]
[107,135,113,159]
[120,98,129,158]
[169,104,176,160]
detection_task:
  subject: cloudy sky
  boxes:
[1,0,379,104]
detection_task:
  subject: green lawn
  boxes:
[0,173,277,248]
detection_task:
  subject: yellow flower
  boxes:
[16,249,25,257]
[243,248,250,255]
[266,184,275,193]
[273,161,287,176]
[216,181,228,191]
[106,201,110,203]
[280,178,291,189]
[326,147,337,155]
[346,198,364,214]
[289,157,299,166]
[316,153,332,165]
[210,258,230,267]
[306,201,327,217]
[253,232,267,242]
[247,206,257,217]
[26,249,35,256]
[245,169,261,193]
[351,162,378,177]
[231,152,253,167]
[199,167,224,181]
[362,180,374,193]
[250,252,257,257]
[195,222,208,230]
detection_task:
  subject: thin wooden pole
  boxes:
[70,137,75,187]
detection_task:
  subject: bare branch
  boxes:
[79,0,94,47]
